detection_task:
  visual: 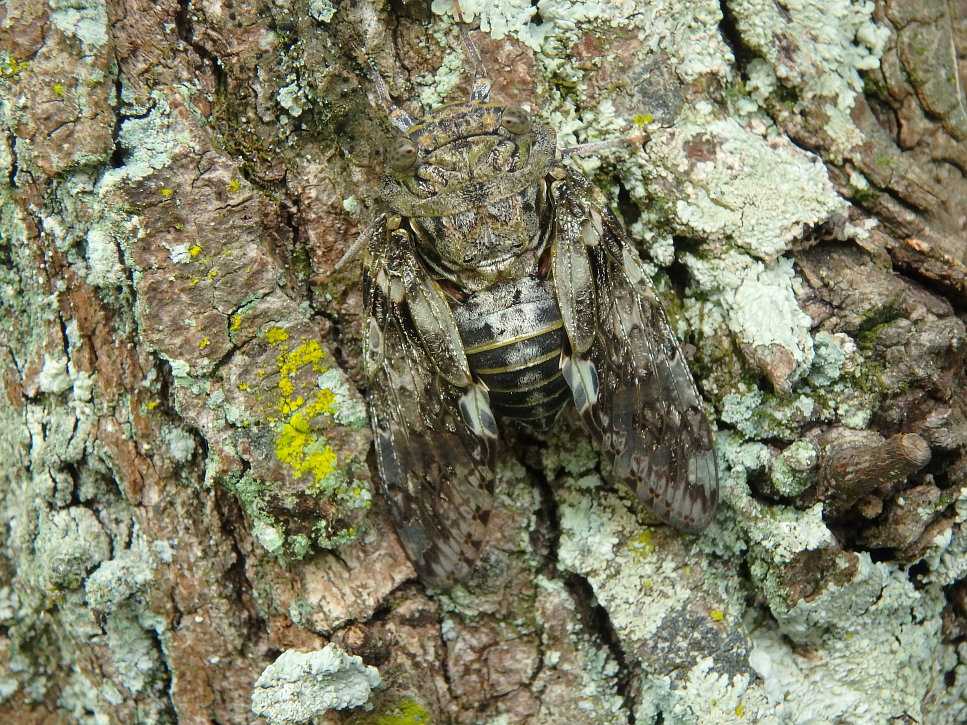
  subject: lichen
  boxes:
[748,565,945,722]
[49,0,109,50]
[103,609,165,696]
[37,353,73,394]
[278,81,307,118]
[308,0,338,23]
[1,0,958,721]
[768,439,818,498]
[85,547,155,612]
[34,507,112,590]
[266,330,342,490]
[551,451,760,721]
[99,92,191,191]
[728,0,890,157]
[646,119,846,261]
[251,644,381,722]
[432,0,543,48]
[84,225,126,287]
[685,252,815,390]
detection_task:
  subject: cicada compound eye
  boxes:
[500,107,530,135]
[388,138,419,172]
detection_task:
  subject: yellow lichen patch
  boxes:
[280,396,307,420]
[227,178,241,193]
[628,529,655,557]
[52,82,65,97]
[198,336,211,350]
[633,113,654,127]
[277,376,295,400]
[145,399,160,411]
[709,609,725,622]
[266,327,289,345]
[274,390,338,487]
[238,382,250,392]
[230,313,243,332]
[278,339,326,379]
[735,703,745,718]
[189,244,203,258]
[1,56,28,78]
[269,334,338,489]
[207,268,217,281]
[159,187,174,199]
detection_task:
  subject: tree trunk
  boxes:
[1,1,964,723]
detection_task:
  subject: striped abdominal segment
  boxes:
[453,277,570,430]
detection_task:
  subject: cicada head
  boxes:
[372,72,557,289]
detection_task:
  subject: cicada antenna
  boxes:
[450,0,491,101]
[458,25,492,101]
[332,227,368,272]
[558,122,672,158]
[559,134,648,158]
[367,58,417,132]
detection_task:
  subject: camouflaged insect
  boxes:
[361,70,719,587]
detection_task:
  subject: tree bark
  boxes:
[0,1,964,723]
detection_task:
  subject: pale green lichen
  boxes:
[224,473,286,554]
[414,34,466,110]
[253,518,286,555]
[748,565,945,722]
[646,119,846,260]
[696,429,951,723]
[85,547,155,612]
[35,507,112,590]
[37,353,73,394]
[49,0,109,50]
[432,0,544,48]
[530,575,627,720]
[162,425,196,463]
[278,81,307,117]
[99,92,192,191]
[922,489,967,588]
[713,433,834,564]
[637,658,764,723]
[685,253,815,389]
[85,225,126,287]
[807,331,849,386]
[728,0,890,157]
[308,0,337,23]
[251,645,381,722]
[316,369,368,428]
[103,609,165,695]
[553,459,761,721]
[768,439,818,498]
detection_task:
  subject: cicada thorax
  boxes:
[452,277,570,431]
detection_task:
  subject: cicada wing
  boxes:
[553,176,719,532]
[363,217,496,587]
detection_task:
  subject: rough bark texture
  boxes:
[0,1,965,723]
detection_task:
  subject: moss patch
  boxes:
[352,699,432,725]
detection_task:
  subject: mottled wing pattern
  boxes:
[556,174,719,532]
[361,216,496,587]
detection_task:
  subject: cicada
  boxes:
[358,66,718,587]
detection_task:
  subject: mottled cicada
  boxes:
[357,64,718,587]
